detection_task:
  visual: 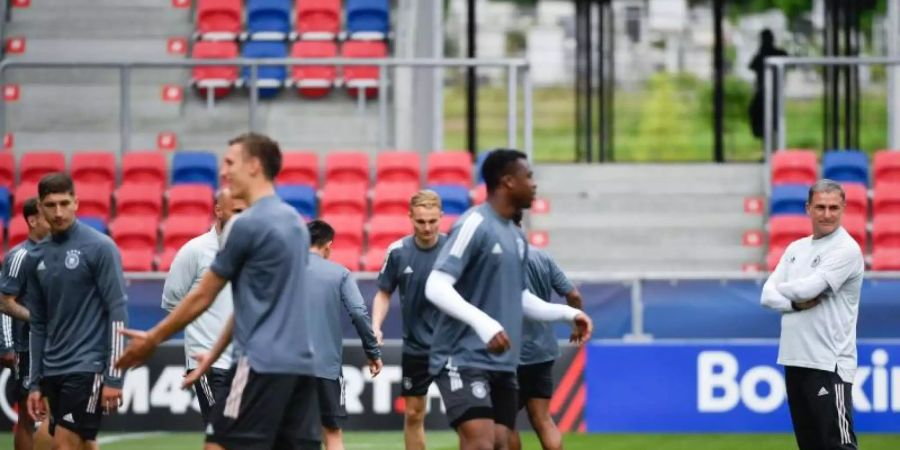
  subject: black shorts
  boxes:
[401,353,437,397]
[41,372,104,441]
[516,360,554,408]
[785,366,857,450]
[188,367,232,425]
[435,364,518,429]
[206,358,321,450]
[4,351,30,404]
[316,376,347,429]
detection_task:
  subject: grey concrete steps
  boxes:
[9,7,189,39]
[532,212,761,230]
[543,193,755,214]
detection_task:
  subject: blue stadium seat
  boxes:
[770,184,809,216]
[823,150,869,186]
[172,151,218,188]
[430,184,471,216]
[0,187,9,224]
[346,0,390,39]
[247,0,292,40]
[277,184,317,219]
[242,41,288,99]
[80,216,108,234]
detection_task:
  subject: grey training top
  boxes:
[377,234,447,356]
[429,203,529,375]
[520,246,575,365]
[307,253,380,380]
[0,238,42,354]
[12,221,128,389]
[210,195,316,375]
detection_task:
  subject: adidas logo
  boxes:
[403,266,413,274]
[818,387,829,397]
[491,243,502,254]
[62,413,74,423]
[37,261,46,271]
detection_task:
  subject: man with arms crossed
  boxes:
[761,179,864,450]
[117,133,321,450]
[371,189,447,450]
[0,197,50,450]
[23,174,129,450]
[424,149,593,450]
[161,188,247,425]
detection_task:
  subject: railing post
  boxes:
[377,62,388,151]
[507,65,518,149]
[764,63,774,198]
[523,65,533,162]
[624,278,652,342]
[120,67,131,155]
[249,64,259,132]
[776,63,787,151]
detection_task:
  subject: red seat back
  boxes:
[363,247,387,271]
[771,150,817,185]
[376,151,420,185]
[168,184,215,217]
[325,152,369,186]
[13,183,38,215]
[0,152,14,189]
[368,215,410,249]
[372,182,418,216]
[110,216,159,250]
[122,152,167,191]
[841,183,868,218]
[75,183,112,222]
[427,152,472,187]
[873,215,900,249]
[120,248,155,272]
[320,183,367,216]
[329,247,361,271]
[277,151,319,187]
[769,215,812,249]
[72,152,116,191]
[873,150,900,187]
[192,41,240,83]
[8,216,28,247]
[874,183,900,216]
[321,214,364,251]
[197,0,243,36]
[115,183,163,218]
[163,215,213,251]
[21,151,65,185]
[295,0,341,38]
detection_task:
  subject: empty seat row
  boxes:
[279,182,471,218]
[770,182,900,218]
[772,149,900,187]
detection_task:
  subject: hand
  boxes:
[115,328,160,370]
[374,328,384,346]
[368,358,383,377]
[569,313,593,345]
[793,297,822,311]
[28,391,46,422]
[182,353,214,390]
[101,386,122,415]
[486,330,511,354]
[0,351,15,368]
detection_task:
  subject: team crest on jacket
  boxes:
[65,249,81,269]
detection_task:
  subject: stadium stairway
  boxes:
[531,164,765,272]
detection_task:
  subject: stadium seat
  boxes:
[80,217,108,234]
[172,152,218,188]
[290,41,338,98]
[872,248,900,271]
[168,184,215,217]
[109,216,159,251]
[13,183,37,215]
[472,184,486,205]
[320,183,367,217]
[873,150,900,186]
[873,215,900,249]
[368,215,409,249]
[376,151,420,185]
[427,152,472,187]
[119,248,156,272]
[430,184,470,215]
[330,247,361,271]
[440,215,457,233]
[874,183,900,216]
[158,248,179,272]
[475,152,490,184]
[362,247,387,271]
[372,182,418,216]
[295,0,341,40]
[0,152,14,189]
[247,0,292,40]
[122,151,167,190]
[71,152,116,191]
[276,184,317,219]
[277,151,319,187]
[769,184,809,216]
[8,216,28,247]
[192,41,240,99]
[325,152,370,186]
[75,183,112,222]
[822,150,869,187]
[766,246,786,272]
[0,187,9,224]
[322,214,364,251]
[771,150,817,185]
[842,214,867,250]
[342,40,387,99]
[841,183,868,219]
[20,151,65,185]
[115,184,163,218]
[163,215,213,252]
[242,41,288,98]
[196,0,242,41]
[769,215,812,249]
[346,0,390,39]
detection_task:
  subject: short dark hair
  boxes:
[38,172,75,200]
[228,132,282,181]
[482,149,528,193]
[22,197,39,221]
[308,219,335,248]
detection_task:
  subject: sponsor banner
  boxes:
[585,340,900,432]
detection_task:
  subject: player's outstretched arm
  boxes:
[370,290,392,346]
[116,270,227,370]
[425,270,508,352]
[182,314,234,389]
[521,290,593,344]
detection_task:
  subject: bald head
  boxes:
[215,188,248,231]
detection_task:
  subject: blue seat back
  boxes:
[247,0,292,35]
[0,187,9,224]
[172,151,218,188]
[80,216,108,234]
[770,184,810,216]
[346,0,390,35]
[430,184,471,216]
[242,41,287,98]
[823,150,869,186]
[277,184,318,219]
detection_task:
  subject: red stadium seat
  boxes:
[75,183,112,222]
[874,183,900,216]
[115,183,163,218]
[21,151,65,185]
[362,247,387,271]
[842,214,867,250]
[368,215,409,250]
[110,215,159,250]
[8,216,28,247]
[72,152,116,191]
[325,152,369,186]
[120,248,155,272]
[321,183,367,216]
[372,182,417,216]
[167,185,215,217]
[427,152,472,187]
[0,152,14,189]
[192,41,240,99]
[376,151,420,185]
[440,215,457,233]
[342,40,387,99]
[157,248,179,272]
[122,152,167,191]
[290,41,338,98]
[769,215,812,249]
[842,183,868,219]
[471,184,486,205]
[873,150,900,186]
[766,246,786,271]
[872,248,900,271]
[295,0,341,40]
[321,214,364,251]
[163,215,213,252]
[771,150,817,185]
[278,151,319,187]
[13,183,37,215]
[196,0,242,40]
[873,215,900,249]
[329,247,361,271]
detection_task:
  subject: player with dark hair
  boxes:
[424,149,593,450]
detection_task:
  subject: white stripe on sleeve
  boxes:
[449,213,483,258]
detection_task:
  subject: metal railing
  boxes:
[0,57,534,159]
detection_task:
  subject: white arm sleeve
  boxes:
[425,270,504,344]
[761,280,795,313]
[521,290,580,322]
[777,273,829,302]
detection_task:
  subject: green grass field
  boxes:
[4,431,900,450]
